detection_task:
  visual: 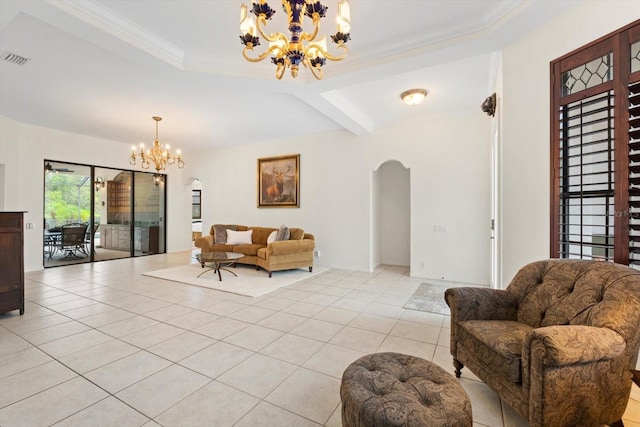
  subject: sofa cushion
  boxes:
[213,224,237,244]
[249,227,277,245]
[257,247,267,259]
[227,229,253,245]
[457,320,532,383]
[289,228,304,240]
[267,231,277,244]
[233,244,264,256]
[208,244,236,252]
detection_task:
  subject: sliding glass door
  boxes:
[94,168,132,262]
[44,161,92,267]
[133,171,165,256]
[44,161,166,267]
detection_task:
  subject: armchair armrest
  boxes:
[525,325,625,367]
[195,234,213,250]
[267,239,315,256]
[522,325,626,401]
[445,287,518,322]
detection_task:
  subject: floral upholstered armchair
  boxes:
[445,259,640,427]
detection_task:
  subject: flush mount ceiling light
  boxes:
[130,116,184,172]
[239,0,351,80]
[401,89,428,106]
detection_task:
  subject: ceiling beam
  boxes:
[295,91,373,136]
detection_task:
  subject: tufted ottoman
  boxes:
[340,352,472,427]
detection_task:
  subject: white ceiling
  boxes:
[0,0,577,151]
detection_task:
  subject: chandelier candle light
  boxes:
[239,0,351,80]
[130,116,184,172]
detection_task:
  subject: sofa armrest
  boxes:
[525,325,625,367]
[445,287,518,322]
[267,239,315,256]
[195,234,213,250]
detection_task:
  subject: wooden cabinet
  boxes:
[0,212,25,315]
[148,225,159,254]
[102,226,112,248]
[118,225,130,250]
[101,224,158,253]
[100,224,130,251]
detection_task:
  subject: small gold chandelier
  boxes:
[239,0,351,80]
[130,116,184,172]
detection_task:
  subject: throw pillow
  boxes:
[289,228,304,240]
[213,224,236,244]
[226,229,253,245]
[276,225,290,241]
[267,230,278,244]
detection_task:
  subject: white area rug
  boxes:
[142,263,327,297]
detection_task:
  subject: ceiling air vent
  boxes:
[2,51,30,66]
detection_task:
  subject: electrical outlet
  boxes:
[419,261,425,268]
[314,250,320,257]
[433,225,446,232]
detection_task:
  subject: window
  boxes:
[192,189,201,219]
[551,20,640,265]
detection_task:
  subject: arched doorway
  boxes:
[371,160,410,269]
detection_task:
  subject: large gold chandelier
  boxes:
[130,116,184,172]
[239,0,351,80]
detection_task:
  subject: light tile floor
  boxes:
[1,251,639,427]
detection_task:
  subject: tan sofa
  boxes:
[445,259,640,427]
[194,224,315,277]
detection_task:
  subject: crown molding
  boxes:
[45,0,184,69]
[41,0,529,87]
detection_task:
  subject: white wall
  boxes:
[370,167,381,268]
[500,2,640,285]
[190,111,491,284]
[493,53,503,288]
[1,107,490,283]
[378,160,410,266]
[0,164,5,210]
[0,115,193,271]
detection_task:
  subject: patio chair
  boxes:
[58,224,89,259]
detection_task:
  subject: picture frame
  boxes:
[257,154,300,208]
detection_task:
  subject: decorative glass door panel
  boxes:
[133,171,165,256]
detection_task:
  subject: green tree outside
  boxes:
[44,173,100,228]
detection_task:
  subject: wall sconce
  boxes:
[153,174,165,186]
[481,93,497,117]
[94,176,105,191]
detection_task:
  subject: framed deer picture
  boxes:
[257,154,300,208]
